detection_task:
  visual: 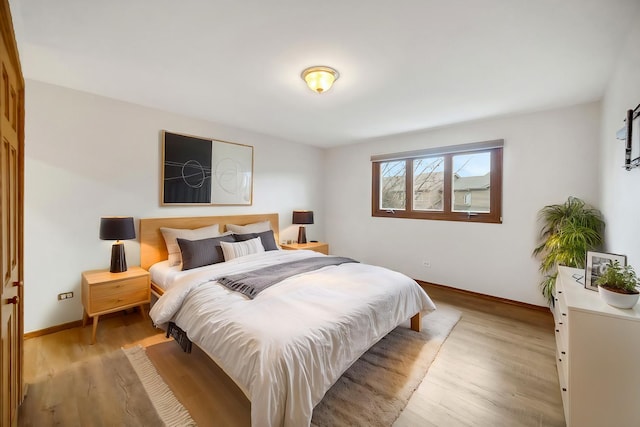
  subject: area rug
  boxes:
[21,307,459,427]
[312,305,461,427]
[20,346,195,427]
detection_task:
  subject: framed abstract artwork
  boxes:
[161,131,254,205]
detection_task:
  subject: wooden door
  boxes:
[0,1,23,426]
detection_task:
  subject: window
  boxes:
[379,160,406,210]
[372,140,503,223]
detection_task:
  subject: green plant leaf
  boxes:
[594,261,640,292]
[532,196,604,303]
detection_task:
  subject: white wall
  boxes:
[599,10,640,267]
[325,103,601,306]
[24,79,325,333]
[25,71,619,331]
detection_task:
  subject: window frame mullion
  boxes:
[406,159,414,212]
[442,154,453,215]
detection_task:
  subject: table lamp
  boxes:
[292,210,314,244]
[99,216,136,273]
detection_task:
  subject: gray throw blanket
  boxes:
[217,256,358,299]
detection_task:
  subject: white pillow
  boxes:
[220,237,265,261]
[225,220,271,234]
[160,224,221,266]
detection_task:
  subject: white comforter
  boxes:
[149,250,435,427]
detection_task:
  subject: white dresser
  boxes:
[554,266,640,427]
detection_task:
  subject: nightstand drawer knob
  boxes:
[7,296,19,305]
[12,281,23,287]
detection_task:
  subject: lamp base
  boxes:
[297,226,307,244]
[110,242,128,273]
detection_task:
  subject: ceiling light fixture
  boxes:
[301,66,339,94]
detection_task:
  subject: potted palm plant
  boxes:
[533,196,605,303]
[595,261,640,309]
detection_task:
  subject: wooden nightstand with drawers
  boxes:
[81,266,150,344]
[281,242,329,255]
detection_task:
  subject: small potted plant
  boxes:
[595,260,640,309]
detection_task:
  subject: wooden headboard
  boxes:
[139,213,279,270]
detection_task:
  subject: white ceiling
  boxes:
[9,0,640,147]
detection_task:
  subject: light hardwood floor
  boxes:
[20,285,565,427]
[396,285,564,427]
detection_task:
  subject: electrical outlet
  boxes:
[57,292,74,301]
[422,260,431,268]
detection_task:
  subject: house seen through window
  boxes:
[372,140,503,223]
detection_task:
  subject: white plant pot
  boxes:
[598,285,640,309]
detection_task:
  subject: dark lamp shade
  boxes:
[292,210,314,225]
[99,217,136,241]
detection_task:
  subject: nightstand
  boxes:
[81,266,150,344]
[281,242,329,255]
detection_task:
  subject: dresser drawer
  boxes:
[556,347,569,423]
[90,276,150,313]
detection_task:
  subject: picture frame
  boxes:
[161,130,254,206]
[615,104,640,171]
[584,251,627,291]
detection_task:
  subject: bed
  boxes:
[141,213,436,427]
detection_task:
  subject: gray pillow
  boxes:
[160,224,221,266]
[233,230,279,251]
[177,235,236,270]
